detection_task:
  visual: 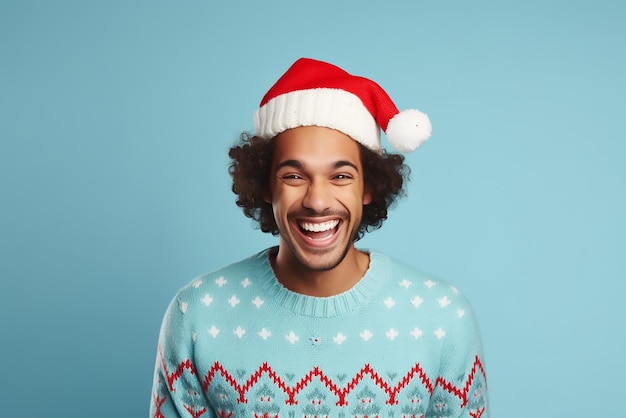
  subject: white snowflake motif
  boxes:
[258,328,271,340]
[450,285,459,294]
[228,295,240,307]
[360,330,374,341]
[424,279,436,289]
[399,279,412,288]
[437,296,451,308]
[192,279,203,288]
[252,296,264,308]
[333,332,347,345]
[215,277,227,287]
[383,297,396,308]
[286,331,299,344]
[411,296,424,308]
[192,332,197,341]
[410,327,423,340]
[386,328,399,340]
[201,294,213,306]
[233,326,246,338]
[241,278,252,288]
[434,328,446,339]
[208,326,220,338]
[179,301,188,314]
[457,309,466,318]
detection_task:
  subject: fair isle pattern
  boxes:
[157,352,487,409]
[151,249,489,417]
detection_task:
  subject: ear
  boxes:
[362,186,372,205]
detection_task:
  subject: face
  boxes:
[267,126,372,272]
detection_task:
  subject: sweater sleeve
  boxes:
[428,292,489,418]
[149,294,215,418]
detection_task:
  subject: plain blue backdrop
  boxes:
[1,1,625,416]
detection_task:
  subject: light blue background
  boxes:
[1,1,624,416]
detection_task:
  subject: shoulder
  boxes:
[369,250,477,314]
[370,251,461,289]
[170,248,273,311]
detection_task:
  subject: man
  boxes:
[150,58,489,418]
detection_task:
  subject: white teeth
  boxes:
[299,220,339,233]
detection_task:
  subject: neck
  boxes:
[270,245,370,297]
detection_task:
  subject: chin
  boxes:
[298,253,346,272]
[288,236,355,273]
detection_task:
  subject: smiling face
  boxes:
[267,126,372,275]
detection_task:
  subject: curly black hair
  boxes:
[228,133,409,241]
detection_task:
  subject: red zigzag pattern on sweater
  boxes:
[159,347,486,408]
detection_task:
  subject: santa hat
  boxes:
[254,58,431,153]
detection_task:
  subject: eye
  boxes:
[279,173,306,185]
[332,173,355,183]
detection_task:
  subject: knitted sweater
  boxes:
[150,248,488,418]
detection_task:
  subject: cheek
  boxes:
[339,189,368,212]
[348,183,370,206]
[270,186,301,214]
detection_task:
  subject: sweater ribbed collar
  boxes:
[254,247,389,318]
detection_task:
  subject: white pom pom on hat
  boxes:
[254,58,432,153]
[385,109,432,152]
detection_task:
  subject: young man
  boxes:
[150,58,489,418]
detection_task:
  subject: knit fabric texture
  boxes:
[150,248,489,417]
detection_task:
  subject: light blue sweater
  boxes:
[150,249,488,417]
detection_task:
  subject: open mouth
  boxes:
[297,219,340,241]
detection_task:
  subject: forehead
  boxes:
[272,126,362,167]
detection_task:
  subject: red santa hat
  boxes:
[254,58,432,152]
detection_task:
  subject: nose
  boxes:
[302,180,332,213]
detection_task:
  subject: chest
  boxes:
[191,309,446,417]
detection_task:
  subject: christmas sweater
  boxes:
[150,248,489,418]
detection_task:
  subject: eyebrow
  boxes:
[275,159,360,172]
